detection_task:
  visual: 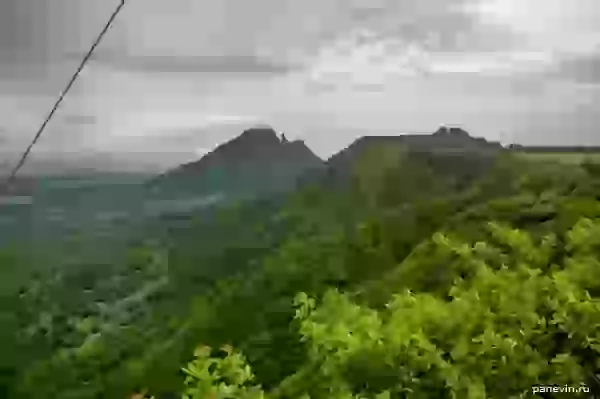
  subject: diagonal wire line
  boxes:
[2,0,127,189]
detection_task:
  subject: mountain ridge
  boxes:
[144,124,600,204]
[148,125,509,197]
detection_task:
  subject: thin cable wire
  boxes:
[3,0,127,189]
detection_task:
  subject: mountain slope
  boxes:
[148,126,323,201]
[305,126,504,189]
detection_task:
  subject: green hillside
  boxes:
[3,129,600,398]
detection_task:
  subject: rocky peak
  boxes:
[434,126,450,135]
[151,125,323,196]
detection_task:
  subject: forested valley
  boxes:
[2,126,600,399]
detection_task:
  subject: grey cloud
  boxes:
[31,124,99,154]
[0,0,120,98]
[0,0,112,63]
[0,130,9,149]
[304,81,341,94]
[351,83,389,93]
[106,123,254,158]
[62,114,97,126]
[343,0,523,56]
[349,5,386,22]
[0,127,33,151]
[343,0,481,51]
[0,0,44,61]
[551,50,600,84]
[143,127,212,147]
[1,0,505,82]
[68,49,300,75]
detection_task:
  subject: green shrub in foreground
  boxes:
[180,218,600,398]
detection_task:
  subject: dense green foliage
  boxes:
[180,217,600,398]
[3,147,600,398]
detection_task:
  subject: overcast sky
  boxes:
[1,0,599,174]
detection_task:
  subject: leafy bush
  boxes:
[178,218,600,398]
